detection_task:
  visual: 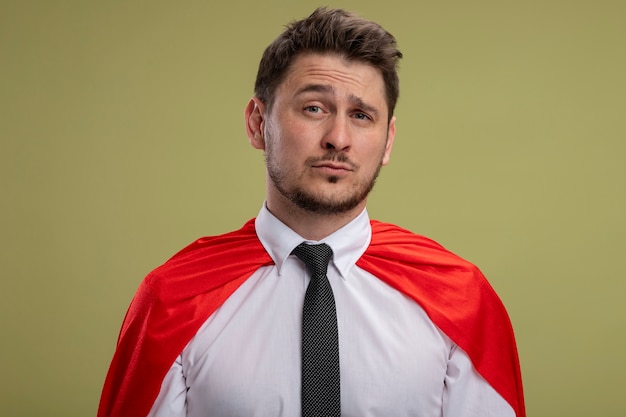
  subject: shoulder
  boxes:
[367,220,477,271]
[363,219,507,329]
[369,220,444,247]
[166,218,260,262]
[362,220,496,311]
[141,218,271,296]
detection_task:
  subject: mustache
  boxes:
[306,151,357,169]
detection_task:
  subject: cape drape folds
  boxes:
[98,219,525,417]
[357,221,525,417]
[97,220,273,417]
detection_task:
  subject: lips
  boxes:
[310,153,356,171]
[313,161,353,171]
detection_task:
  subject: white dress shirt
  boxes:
[148,205,514,417]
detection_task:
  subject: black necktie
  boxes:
[292,243,340,417]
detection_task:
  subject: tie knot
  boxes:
[292,243,333,277]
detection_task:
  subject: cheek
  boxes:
[363,141,388,166]
[266,136,298,169]
[276,131,312,159]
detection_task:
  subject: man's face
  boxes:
[252,52,395,216]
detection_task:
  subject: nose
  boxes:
[322,117,351,152]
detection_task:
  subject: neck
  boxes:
[265,192,366,241]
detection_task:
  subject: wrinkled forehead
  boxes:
[276,53,388,112]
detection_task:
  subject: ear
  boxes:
[381,116,396,166]
[244,97,266,150]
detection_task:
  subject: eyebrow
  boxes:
[295,83,380,117]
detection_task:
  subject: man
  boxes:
[98,7,525,417]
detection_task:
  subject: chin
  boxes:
[291,189,365,215]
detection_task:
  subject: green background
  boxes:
[2,1,625,416]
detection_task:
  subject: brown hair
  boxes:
[254,7,403,120]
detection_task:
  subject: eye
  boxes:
[353,112,371,121]
[305,105,322,113]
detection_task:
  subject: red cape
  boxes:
[98,219,525,417]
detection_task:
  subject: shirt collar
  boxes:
[255,203,372,280]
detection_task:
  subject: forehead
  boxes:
[278,53,387,103]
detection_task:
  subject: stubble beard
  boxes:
[266,148,383,216]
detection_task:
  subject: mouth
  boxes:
[312,161,354,175]
[314,161,353,169]
[310,153,356,174]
